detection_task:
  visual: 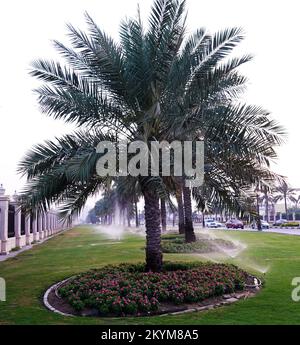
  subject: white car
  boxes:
[261,221,270,229]
[207,221,224,228]
[204,219,215,227]
[251,220,270,229]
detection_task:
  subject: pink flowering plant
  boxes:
[58,262,248,316]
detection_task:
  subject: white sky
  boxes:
[0,0,299,202]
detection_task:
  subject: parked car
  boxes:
[225,219,244,229]
[252,220,270,229]
[261,220,270,229]
[204,219,215,227]
[273,219,287,226]
[207,221,224,228]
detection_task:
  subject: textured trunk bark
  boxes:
[202,209,205,228]
[183,185,196,242]
[160,198,167,232]
[134,197,139,228]
[175,186,185,234]
[284,194,288,220]
[256,194,262,231]
[264,187,269,222]
[127,208,131,228]
[143,189,163,272]
[122,210,126,226]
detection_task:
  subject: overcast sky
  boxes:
[0,0,299,201]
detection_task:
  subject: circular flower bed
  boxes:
[57,262,249,316]
[161,234,235,254]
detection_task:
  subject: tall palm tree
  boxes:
[18,0,284,270]
[273,181,296,220]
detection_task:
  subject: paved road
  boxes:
[177,224,300,236]
[216,227,300,236]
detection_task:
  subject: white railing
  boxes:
[0,184,72,255]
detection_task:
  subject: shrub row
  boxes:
[161,234,235,254]
[281,222,300,227]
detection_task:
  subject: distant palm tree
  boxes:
[258,183,276,222]
[94,190,116,225]
[293,195,300,210]
[291,195,300,220]
[274,181,296,219]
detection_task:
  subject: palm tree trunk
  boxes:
[134,194,139,228]
[264,187,269,222]
[256,194,262,231]
[122,210,126,226]
[160,198,167,232]
[284,194,288,220]
[143,189,163,272]
[183,185,196,242]
[175,186,185,234]
[127,207,131,228]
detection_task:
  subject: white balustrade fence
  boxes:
[0,184,72,255]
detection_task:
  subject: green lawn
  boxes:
[0,225,300,325]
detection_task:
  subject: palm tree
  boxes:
[18,0,284,270]
[115,176,142,228]
[182,184,196,242]
[291,195,300,220]
[258,186,276,222]
[94,191,115,224]
[175,184,185,234]
[293,195,300,210]
[160,198,167,232]
[273,181,296,220]
[163,80,284,240]
[86,208,98,224]
[134,192,140,228]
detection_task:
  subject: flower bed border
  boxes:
[43,274,261,318]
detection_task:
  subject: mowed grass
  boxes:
[0,225,300,325]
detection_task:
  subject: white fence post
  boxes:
[48,213,52,236]
[14,204,22,248]
[32,213,38,242]
[0,185,9,254]
[25,214,31,245]
[0,277,5,301]
[11,193,22,248]
[50,213,53,234]
[44,213,48,238]
[38,214,44,241]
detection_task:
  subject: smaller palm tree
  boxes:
[293,195,300,210]
[273,181,296,219]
